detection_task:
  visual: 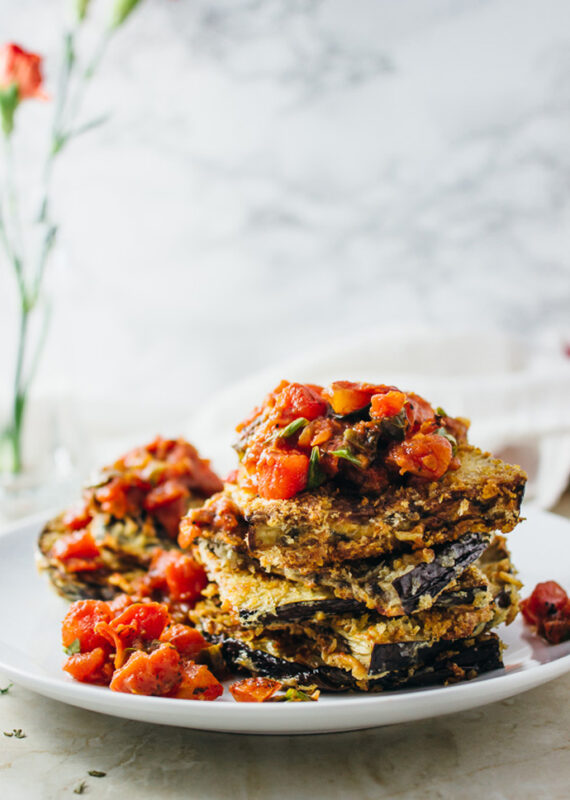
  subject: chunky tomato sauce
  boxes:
[50,437,223,573]
[231,380,469,500]
[61,598,223,699]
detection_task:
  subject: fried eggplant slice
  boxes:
[191,590,496,681]
[211,632,503,692]
[183,445,526,574]
[37,436,222,601]
[194,536,493,626]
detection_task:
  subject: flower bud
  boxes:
[0,43,47,135]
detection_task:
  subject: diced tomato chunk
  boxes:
[62,504,93,531]
[62,600,112,653]
[108,594,134,617]
[324,381,379,416]
[170,662,223,701]
[145,550,208,604]
[110,602,169,641]
[370,390,406,420]
[51,530,100,563]
[229,677,282,702]
[159,624,208,658]
[274,383,326,423]
[520,581,568,626]
[110,644,182,695]
[256,450,310,499]
[63,648,112,685]
[405,393,436,434]
[387,433,452,480]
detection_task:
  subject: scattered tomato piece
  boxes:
[110,644,182,696]
[63,648,112,685]
[170,662,223,701]
[229,677,282,703]
[521,581,570,644]
[62,600,112,653]
[159,624,208,659]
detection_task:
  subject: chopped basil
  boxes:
[64,638,81,656]
[73,781,87,795]
[0,684,12,695]
[379,407,408,441]
[277,417,308,439]
[436,426,458,455]
[88,771,106,778]
[436,407,447,417]
[330,448,362,468]
[281,687,317,702]
[307,446,326,490]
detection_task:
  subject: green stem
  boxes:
[11,300,29,473]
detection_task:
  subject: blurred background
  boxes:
[1,0,569,515]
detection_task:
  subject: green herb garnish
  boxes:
[4,728,25,738]
[330,448,362,467]
[74,781,87,795]
[88,771,106,778]
[436,426,458,454]
[307,446,326,490]
[275,687,318,702]
[277,417,308,439]
[376,407,409,441]
[435,407,447,417]
[0,684,12,695]
[64,638,81,656]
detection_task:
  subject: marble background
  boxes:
[1,0,570,443]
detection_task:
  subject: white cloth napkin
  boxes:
[185,326,570,509]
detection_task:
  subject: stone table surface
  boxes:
[1,492,569,799]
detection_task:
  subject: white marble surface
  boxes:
[1,0,569,439]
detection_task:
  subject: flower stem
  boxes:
[10,299,29,473]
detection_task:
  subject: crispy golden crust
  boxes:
[189,445,526,573]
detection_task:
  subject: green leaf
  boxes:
[436,426,458,455]
[88,771,106,778]
[436,406,447,417]
[64,638,81,656]
[111,0,143,28]
[307,446,326,490]
[330,448,362,468]
[0,684,12,695]
[277,417,308,439]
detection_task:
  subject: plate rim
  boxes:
[1,508,569,734]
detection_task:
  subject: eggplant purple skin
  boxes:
[217,634,503,692]
[236,531,490,627]
[392,531,489,615]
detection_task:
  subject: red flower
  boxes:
[0,43,47,101]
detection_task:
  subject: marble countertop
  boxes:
[1,490,569,799]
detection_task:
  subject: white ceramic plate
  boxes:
[0,509,569,735]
